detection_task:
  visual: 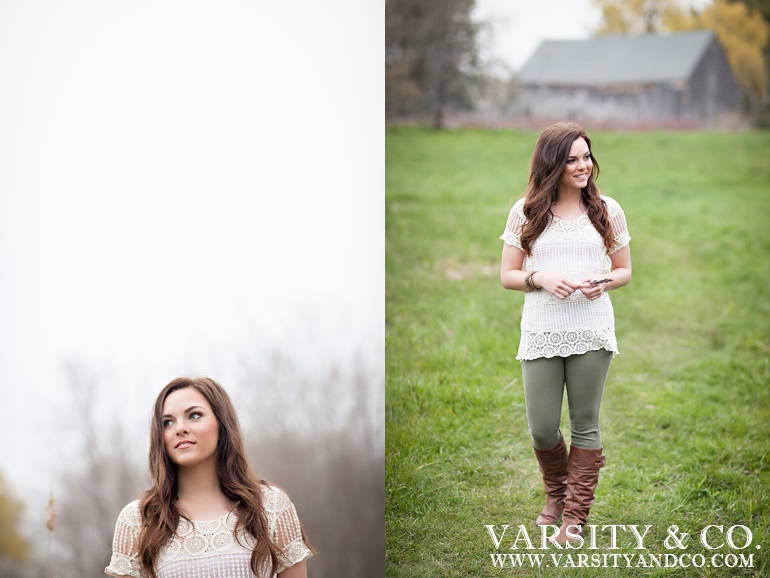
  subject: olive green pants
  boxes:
[521,349,612,451]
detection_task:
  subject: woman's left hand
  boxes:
[578,279,608,301]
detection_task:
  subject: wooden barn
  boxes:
[513,31,742,128]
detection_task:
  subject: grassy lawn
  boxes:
[385,127,770,577]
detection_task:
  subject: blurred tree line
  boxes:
[385,0,484,128]
[594,0,770,124]
[3,354,383,578]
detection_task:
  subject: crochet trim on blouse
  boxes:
[500,195,630,361]
[105,485,312,578]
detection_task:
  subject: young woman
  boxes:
[499,122,631,543]
[105,377,313,577]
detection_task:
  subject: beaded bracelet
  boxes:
[524,270,539,292]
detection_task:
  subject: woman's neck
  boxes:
[176,459,231,519]
[551,187,586,219]
[553,186,583,207]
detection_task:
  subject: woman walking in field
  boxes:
[500,122,632,543]
[105,376,313,578]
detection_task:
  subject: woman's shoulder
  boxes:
[260,484,295,514]
[600,194,624,216]
[509,197,527,218]
[115,499,143,527]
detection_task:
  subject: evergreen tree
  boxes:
[386,0,481,128]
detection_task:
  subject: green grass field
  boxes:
[386,127,770,577]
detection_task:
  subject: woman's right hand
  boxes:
[531,272,578,300]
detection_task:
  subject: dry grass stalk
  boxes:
[46,494,56,532]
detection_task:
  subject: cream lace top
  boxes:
[105,486,312,578]
[500,195,630,360]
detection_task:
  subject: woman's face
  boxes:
[162,387,219,468]
[558,137,593,192]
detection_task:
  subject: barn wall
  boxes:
[685,37,742,119]
[514,84,683,125]
[510,38,743,128]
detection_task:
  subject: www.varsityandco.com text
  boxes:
[485,524,760,570]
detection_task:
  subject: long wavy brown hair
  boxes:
[137,377,311,577]
[519,121,614,256]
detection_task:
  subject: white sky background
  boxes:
[474,0,715,74]
[0,0,383,508]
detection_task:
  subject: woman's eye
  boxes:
[189,412,202,420]
[163,419,173,428]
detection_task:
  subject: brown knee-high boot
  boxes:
[556,446,605,543]
[532,434,569,525]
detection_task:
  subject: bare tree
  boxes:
[236,350,384,578]
[48,362,146,578]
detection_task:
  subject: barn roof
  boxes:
[517,30,715,87]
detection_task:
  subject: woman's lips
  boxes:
[175,441,195,449]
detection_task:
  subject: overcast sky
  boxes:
[0,0,383,507]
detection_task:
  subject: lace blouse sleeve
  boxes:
[499,199,526,250]
[263,487,313,573]
[605,196,630,254]
[104,501,149,578]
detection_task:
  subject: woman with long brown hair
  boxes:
[105,377,313,577]
[500,121,632,543]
